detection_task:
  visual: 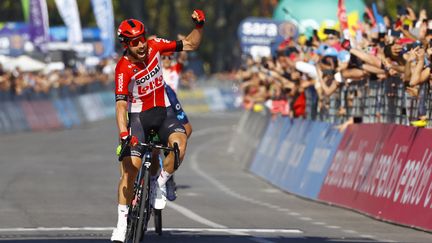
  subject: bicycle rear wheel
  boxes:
[133,169,150,243]
[154,209,162,235]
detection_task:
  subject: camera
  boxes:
[388,29,401,37]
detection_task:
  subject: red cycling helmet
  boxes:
[117,19,146,43]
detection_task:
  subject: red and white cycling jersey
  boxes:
[115,38,180,113]
[163,63,183,93]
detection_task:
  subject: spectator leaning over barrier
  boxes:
[236,4,432,129]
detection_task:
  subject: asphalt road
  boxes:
[0,111,431,243]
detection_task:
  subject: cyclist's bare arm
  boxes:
[182,10,204,51]
[116,100,128,135]
[182,29,203,51]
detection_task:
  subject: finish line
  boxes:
[0,227,303,234]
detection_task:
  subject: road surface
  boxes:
[0,112,431,243]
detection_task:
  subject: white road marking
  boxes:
[167,228,302,234]
[262,188,280,193]
[191,136,263,204]
[343,229,357,234]
[0,227,303,234]
[360,234,375,239]
[190,127,379,242]
[312,222,326,225]
[0,227,114,232]
[185,128,302,242]
[166,202,226,229]
[190,126,230,137]
[277,208,291,212]
[299,217,312,221]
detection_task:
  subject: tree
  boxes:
[0,0,277,74]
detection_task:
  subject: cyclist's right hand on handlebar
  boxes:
[120,131,139,147]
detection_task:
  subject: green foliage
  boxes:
[1,0,275,73]
[0,0,24,22]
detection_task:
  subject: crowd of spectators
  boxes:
[237,5,432,129]
[0,53,197,102]
[0,58,116,101]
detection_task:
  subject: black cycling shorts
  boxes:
[123,106,186,158]
[165,84,189,124]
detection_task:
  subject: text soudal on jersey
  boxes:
[114,38,180,113]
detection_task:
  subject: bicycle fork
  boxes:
[132,153,152,206]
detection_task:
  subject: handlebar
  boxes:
[137,141,176,152]
[118,136,181,168]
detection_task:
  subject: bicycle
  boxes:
[118,129,180,243]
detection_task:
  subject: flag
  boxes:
[372,3,386,33]
[29,0,50,49]
[91,0,115,57]
[337,0,348,30]
[365,6,376,27]
[55,0,83,44]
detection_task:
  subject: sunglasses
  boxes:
[128,35,146,47]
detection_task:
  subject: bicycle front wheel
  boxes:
[133,169,150,243]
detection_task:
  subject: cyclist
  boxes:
[161,49,192,201]
[111,10,205,242]
[163,52,192,136]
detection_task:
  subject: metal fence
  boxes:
[306,77,432,127]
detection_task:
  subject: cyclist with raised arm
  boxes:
[161,44,193,201]
[111,10,205,242]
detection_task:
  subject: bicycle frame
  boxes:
[118,132,180,243]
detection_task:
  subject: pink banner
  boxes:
[387,128,432,228]
[21,101,45,130]
[32,101,62,129]
[21,101,62,131]
[318,123,432,231]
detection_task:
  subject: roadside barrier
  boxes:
[0,91,115,134]
[0,87,239,134]
[249,115,343,199]
[228,109,270,166]
[319,124,432,231]
[240,110,432,232]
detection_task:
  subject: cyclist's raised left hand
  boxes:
[192,9,205,28]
